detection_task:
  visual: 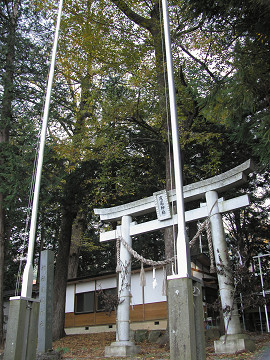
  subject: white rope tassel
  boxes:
[140,262,146,287]
[153,267,157,289]
[162,267,167,296]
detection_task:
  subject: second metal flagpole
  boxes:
[21,0,63,298]
[162,0,191,278]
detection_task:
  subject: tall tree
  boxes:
[184,0,270,167]
[0,0,59,342]
[0,0,21,344]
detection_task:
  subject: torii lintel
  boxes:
[94,159,254,222]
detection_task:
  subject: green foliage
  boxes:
[225,36,270,166]
[0,0,55,294]
[183,0,270,167]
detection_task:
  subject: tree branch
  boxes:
[178,43,218,82]
[173,23,202,38]
[110,0,153,32]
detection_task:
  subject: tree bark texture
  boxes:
[68,215,84,279]
[52,203,77,341]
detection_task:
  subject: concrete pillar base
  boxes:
[4,297,39,360]
[168,276,206,360]
[105,341,140,357]
[214,334,255,354]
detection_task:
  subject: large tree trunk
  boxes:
[68,215,84,279]
[52,68,91,341]
[52,204,77,341]
[0,0,20,344]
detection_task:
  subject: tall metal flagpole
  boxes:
[161,4,205,359]
[162,0,191,277]
[21,0,63,298]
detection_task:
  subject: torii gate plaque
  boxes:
[94,160,255,358]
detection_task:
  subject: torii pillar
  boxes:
[105,216,140,357]
[206,191,255,353]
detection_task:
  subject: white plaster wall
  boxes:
[65,284,75,313]
[96,277,117,290]
[144,269,166,304]
[76,281,95,293]
[131,273,143,305]
[65,269,167,312]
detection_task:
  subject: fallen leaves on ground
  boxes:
[53,332,170,359]
[53,331,270,359]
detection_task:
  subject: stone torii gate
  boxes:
[94,160,255,358]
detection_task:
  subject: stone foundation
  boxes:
[105,341,140,357]
[214,334,255,354]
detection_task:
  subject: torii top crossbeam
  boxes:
[94,159,254,222]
